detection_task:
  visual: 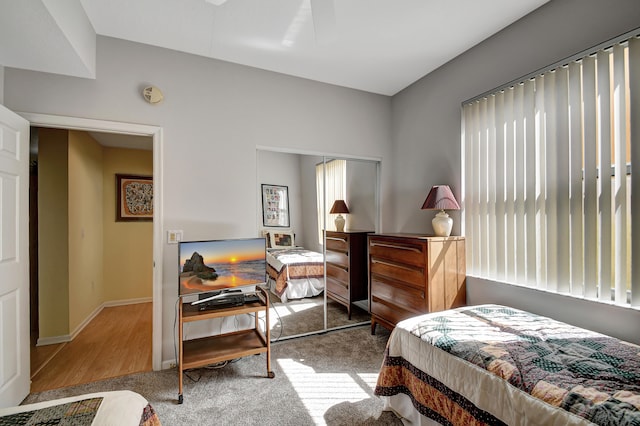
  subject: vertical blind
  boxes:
[316,159,346,243]
[462,35,640,307]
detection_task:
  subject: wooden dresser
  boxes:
[368,233,466,334]
[325,230,371,318]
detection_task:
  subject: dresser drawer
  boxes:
[326,276,348,300]
[326,250,349,268]
[326,234,349,252]
[369,257,425,287]
[370,297,416,326]
[326,262,348,284]
[370,276,426,313]
[369,237,426,267]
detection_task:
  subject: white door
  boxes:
[0,105,30,408]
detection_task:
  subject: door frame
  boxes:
[19,112,163,371]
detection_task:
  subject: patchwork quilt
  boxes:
[375,305,640,426]
[0,390,161,426]
[0,397,103,425]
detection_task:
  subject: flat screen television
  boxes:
[178,237,267,297]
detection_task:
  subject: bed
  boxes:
[0,390,160,425]
[266,247,324,303]
[375,304,640,426]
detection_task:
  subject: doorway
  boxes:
[29,126,154,389]
[20,112,164,375]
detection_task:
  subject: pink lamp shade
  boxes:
[330,200,349,231]
[421,185,460,211]
[330,200,350,214]
[421,185,459,237]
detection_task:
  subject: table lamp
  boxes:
[330,200,349,232]
[421,185,460,237]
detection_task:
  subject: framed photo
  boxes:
[270,230,295,248]
[262,184,290,227]
[116,174,153,222]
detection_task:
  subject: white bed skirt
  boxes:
[382,394,442,426]
[268,277,324,303]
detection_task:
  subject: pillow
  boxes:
[260,230,272,248]
[270,230,295,248]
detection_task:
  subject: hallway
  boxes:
[29,302,152,393]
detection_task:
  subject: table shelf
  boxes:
[177,286,274,404]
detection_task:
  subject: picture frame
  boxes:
[262,184,290,227]
[270,230,295,248]
[116,174,153,222]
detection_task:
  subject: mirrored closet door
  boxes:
[256,149,380,340]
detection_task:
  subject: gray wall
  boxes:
[4,36,392,365]
[0,66,4,104]
[390,0,640,344]
[300,155,323,252]
[346,160,377,232]
[256,150,303,240]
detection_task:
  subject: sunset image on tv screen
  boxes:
[178,238,266,295]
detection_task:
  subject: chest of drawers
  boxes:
[325,230,370,318]
[368,233,466,334]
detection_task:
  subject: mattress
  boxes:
[375,305,640,425]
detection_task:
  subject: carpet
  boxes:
[271,296,371,340]
[23,325,403,426]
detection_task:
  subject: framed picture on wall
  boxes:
[116,174,153,221]
[262,184,290,227]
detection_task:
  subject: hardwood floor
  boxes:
[30,302,152,393]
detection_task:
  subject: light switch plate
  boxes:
[167,230,183,244]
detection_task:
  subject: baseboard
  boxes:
[37,305,101,345]
[68,303,105,342]
[103,297,153,307]
[36,297,153,346]
[37,334,72,346]
[162,359,177,370]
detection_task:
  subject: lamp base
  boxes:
[432,210,453,237]
[335,214,345,232]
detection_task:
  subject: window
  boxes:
[316,159,346,243]
[462,33,640,307]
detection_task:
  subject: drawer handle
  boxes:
[327,236,348,243]
[328,263,348,272]
[371,258,422,272]
[370,242,422,253]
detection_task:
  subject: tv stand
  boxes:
[177,286,274,404]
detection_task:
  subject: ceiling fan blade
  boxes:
[310,0,336,44]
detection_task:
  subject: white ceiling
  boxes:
[1,0,549,96]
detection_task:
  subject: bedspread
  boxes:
[375,305,640,426]
[266,247,324,297]
[0,390,160,425]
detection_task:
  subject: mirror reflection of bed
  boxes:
[265,245,371,340]
[257,149,379,340]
